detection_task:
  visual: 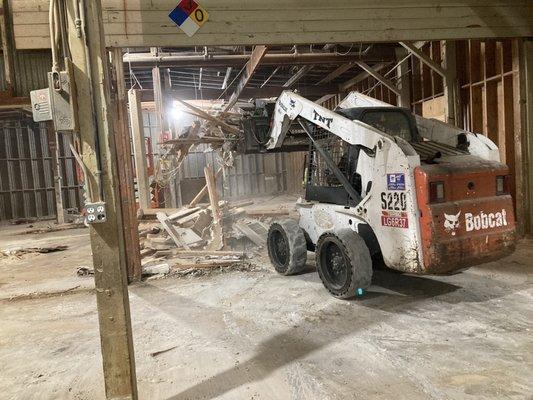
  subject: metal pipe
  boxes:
[123,50,393,69]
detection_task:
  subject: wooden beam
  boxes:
[523,39,533,234]
[156,212,190,250]
[129,89,150,210]
[144,84,340,102]
[316,62,354,85]
[355,62,400,96]
[112,48,142,283]
[395,48,411,108]
[204,165,224,250]
[514,39,529,235]
[284,65,314,87]
[0,0,15,94]
[260,66,280,88]
[221,67,232,89]
[224,45,268,111]
[339,62,390,91]
[315,94,336,105]
[66,1,138,398]
[442,40,460,126]
[174,98,241,135]
[189,167,223,207]
[400,41,447,78]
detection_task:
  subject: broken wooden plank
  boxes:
[224,45,268,111]
[234,221,267,247]
[172,260,240,270]
[244,209,290,217]
[229,200,255,208]
[173,250,244,258]
[167,207,201,222]
[188,167,223,207]
[174,98,241,135]
[173,209,203,226]
[156,212,191,250]
[138,208,182,219]
[204,165,224,251]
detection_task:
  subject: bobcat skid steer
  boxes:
[241,91,516,299]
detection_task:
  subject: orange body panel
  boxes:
[415,161,516,274]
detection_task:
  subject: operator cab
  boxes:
[336,106,422,143]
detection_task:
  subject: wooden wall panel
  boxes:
[11,1,533,49]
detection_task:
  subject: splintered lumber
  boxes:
[188,167,223,207]
[138,208,181,219]
[229,200,255,208]
[174,98,241,135]
[234,221,267,247]
[173,250,244,258]
[156,212,191,250]
[172,260,239,270]
[174,209,203,226]
[245,209,290,217]
[204,165,224,251]
[167,207,201,221]
[161,137,226,146]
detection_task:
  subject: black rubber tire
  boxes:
[267,219,307,275]
[316,229,372,299]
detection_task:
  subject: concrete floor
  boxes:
[1,221,533,400]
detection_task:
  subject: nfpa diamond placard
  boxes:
[169,0,209,37]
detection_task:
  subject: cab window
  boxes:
[362,110,412,141]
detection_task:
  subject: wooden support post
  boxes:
[66,1,138,398]
[523,39,533,234]
[204,165,223,250]
[0,0,15,95]
[514,39,531,235]
[128,89,150,210]
[443,41,460,126]
[188,166,223,207]
[111,48,142,283]
[395,48,411,108]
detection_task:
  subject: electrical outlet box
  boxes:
[29,59,78,132]
[86,202,107,224]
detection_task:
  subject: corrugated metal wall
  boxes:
[141,111,300,205]
[0,113,83,220]
[0,50,51,96]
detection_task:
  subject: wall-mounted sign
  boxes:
[169,0,209,37]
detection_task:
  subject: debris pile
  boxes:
[138,195,292,279]
[1,245,68,259]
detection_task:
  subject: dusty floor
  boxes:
[1,217,533,400]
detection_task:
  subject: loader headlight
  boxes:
[496,175,509,195]
[429,181,445,203]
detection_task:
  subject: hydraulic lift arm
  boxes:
[265,91,386,151]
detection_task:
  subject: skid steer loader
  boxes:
[241,91,516,299]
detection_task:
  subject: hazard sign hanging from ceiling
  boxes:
[169,0,209,37]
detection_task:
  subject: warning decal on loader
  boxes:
[387,173,405,190]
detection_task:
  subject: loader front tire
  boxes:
[316,229,372,299]
[268,219,307,275]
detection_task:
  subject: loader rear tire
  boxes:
[267,219,307,275]
[316,229,372,299]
